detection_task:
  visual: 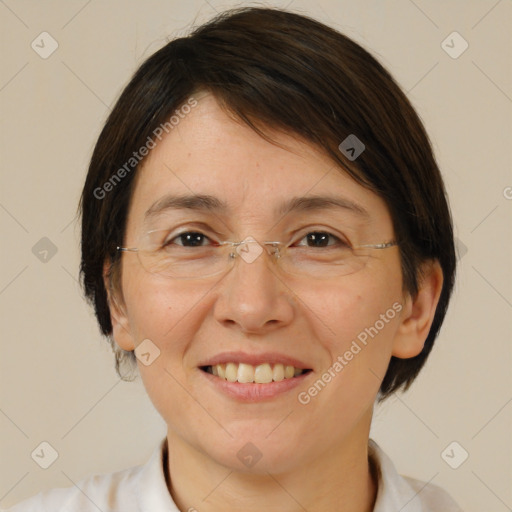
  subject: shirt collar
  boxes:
[369,439,425,512]
[135,438,180,512]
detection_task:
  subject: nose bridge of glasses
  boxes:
[227,237,281,265]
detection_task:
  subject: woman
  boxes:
[7,7,462,512]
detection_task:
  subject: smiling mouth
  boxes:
[200,362,312,384]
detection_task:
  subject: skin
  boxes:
[106,91,443,512]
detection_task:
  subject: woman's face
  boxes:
[111,92,410,473]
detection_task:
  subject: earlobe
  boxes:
[392,260,444,359]
[103,261,136,352]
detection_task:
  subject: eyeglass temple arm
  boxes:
[354,241,398,249]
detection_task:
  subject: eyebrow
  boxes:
[276,194,370,218]
[144,193,370,220]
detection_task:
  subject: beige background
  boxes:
[1,0,511,510]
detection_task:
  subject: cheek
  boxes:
[121,265,209,358]
[120,269,213,429]
[306,266,403,349]
[299,265,404,397]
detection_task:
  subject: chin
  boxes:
[202,429,309,475]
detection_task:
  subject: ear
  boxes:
[392,259,444,358]
[103,260,136,352]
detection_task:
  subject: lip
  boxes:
[199,367,312,402]
[197,351,311,369]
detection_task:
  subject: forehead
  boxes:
[126,93,391,231]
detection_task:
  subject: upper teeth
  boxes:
[208,363,305,383]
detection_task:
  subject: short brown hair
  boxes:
[79,7,456,400]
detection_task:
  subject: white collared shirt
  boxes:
[3,438,463,511]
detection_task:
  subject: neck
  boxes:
[165,427,378,512]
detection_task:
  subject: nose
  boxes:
[212,239,294,334]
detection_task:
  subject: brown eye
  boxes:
[295,231,347,248]
[167,232,211,247]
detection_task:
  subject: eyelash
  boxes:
[164,230,349,248]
